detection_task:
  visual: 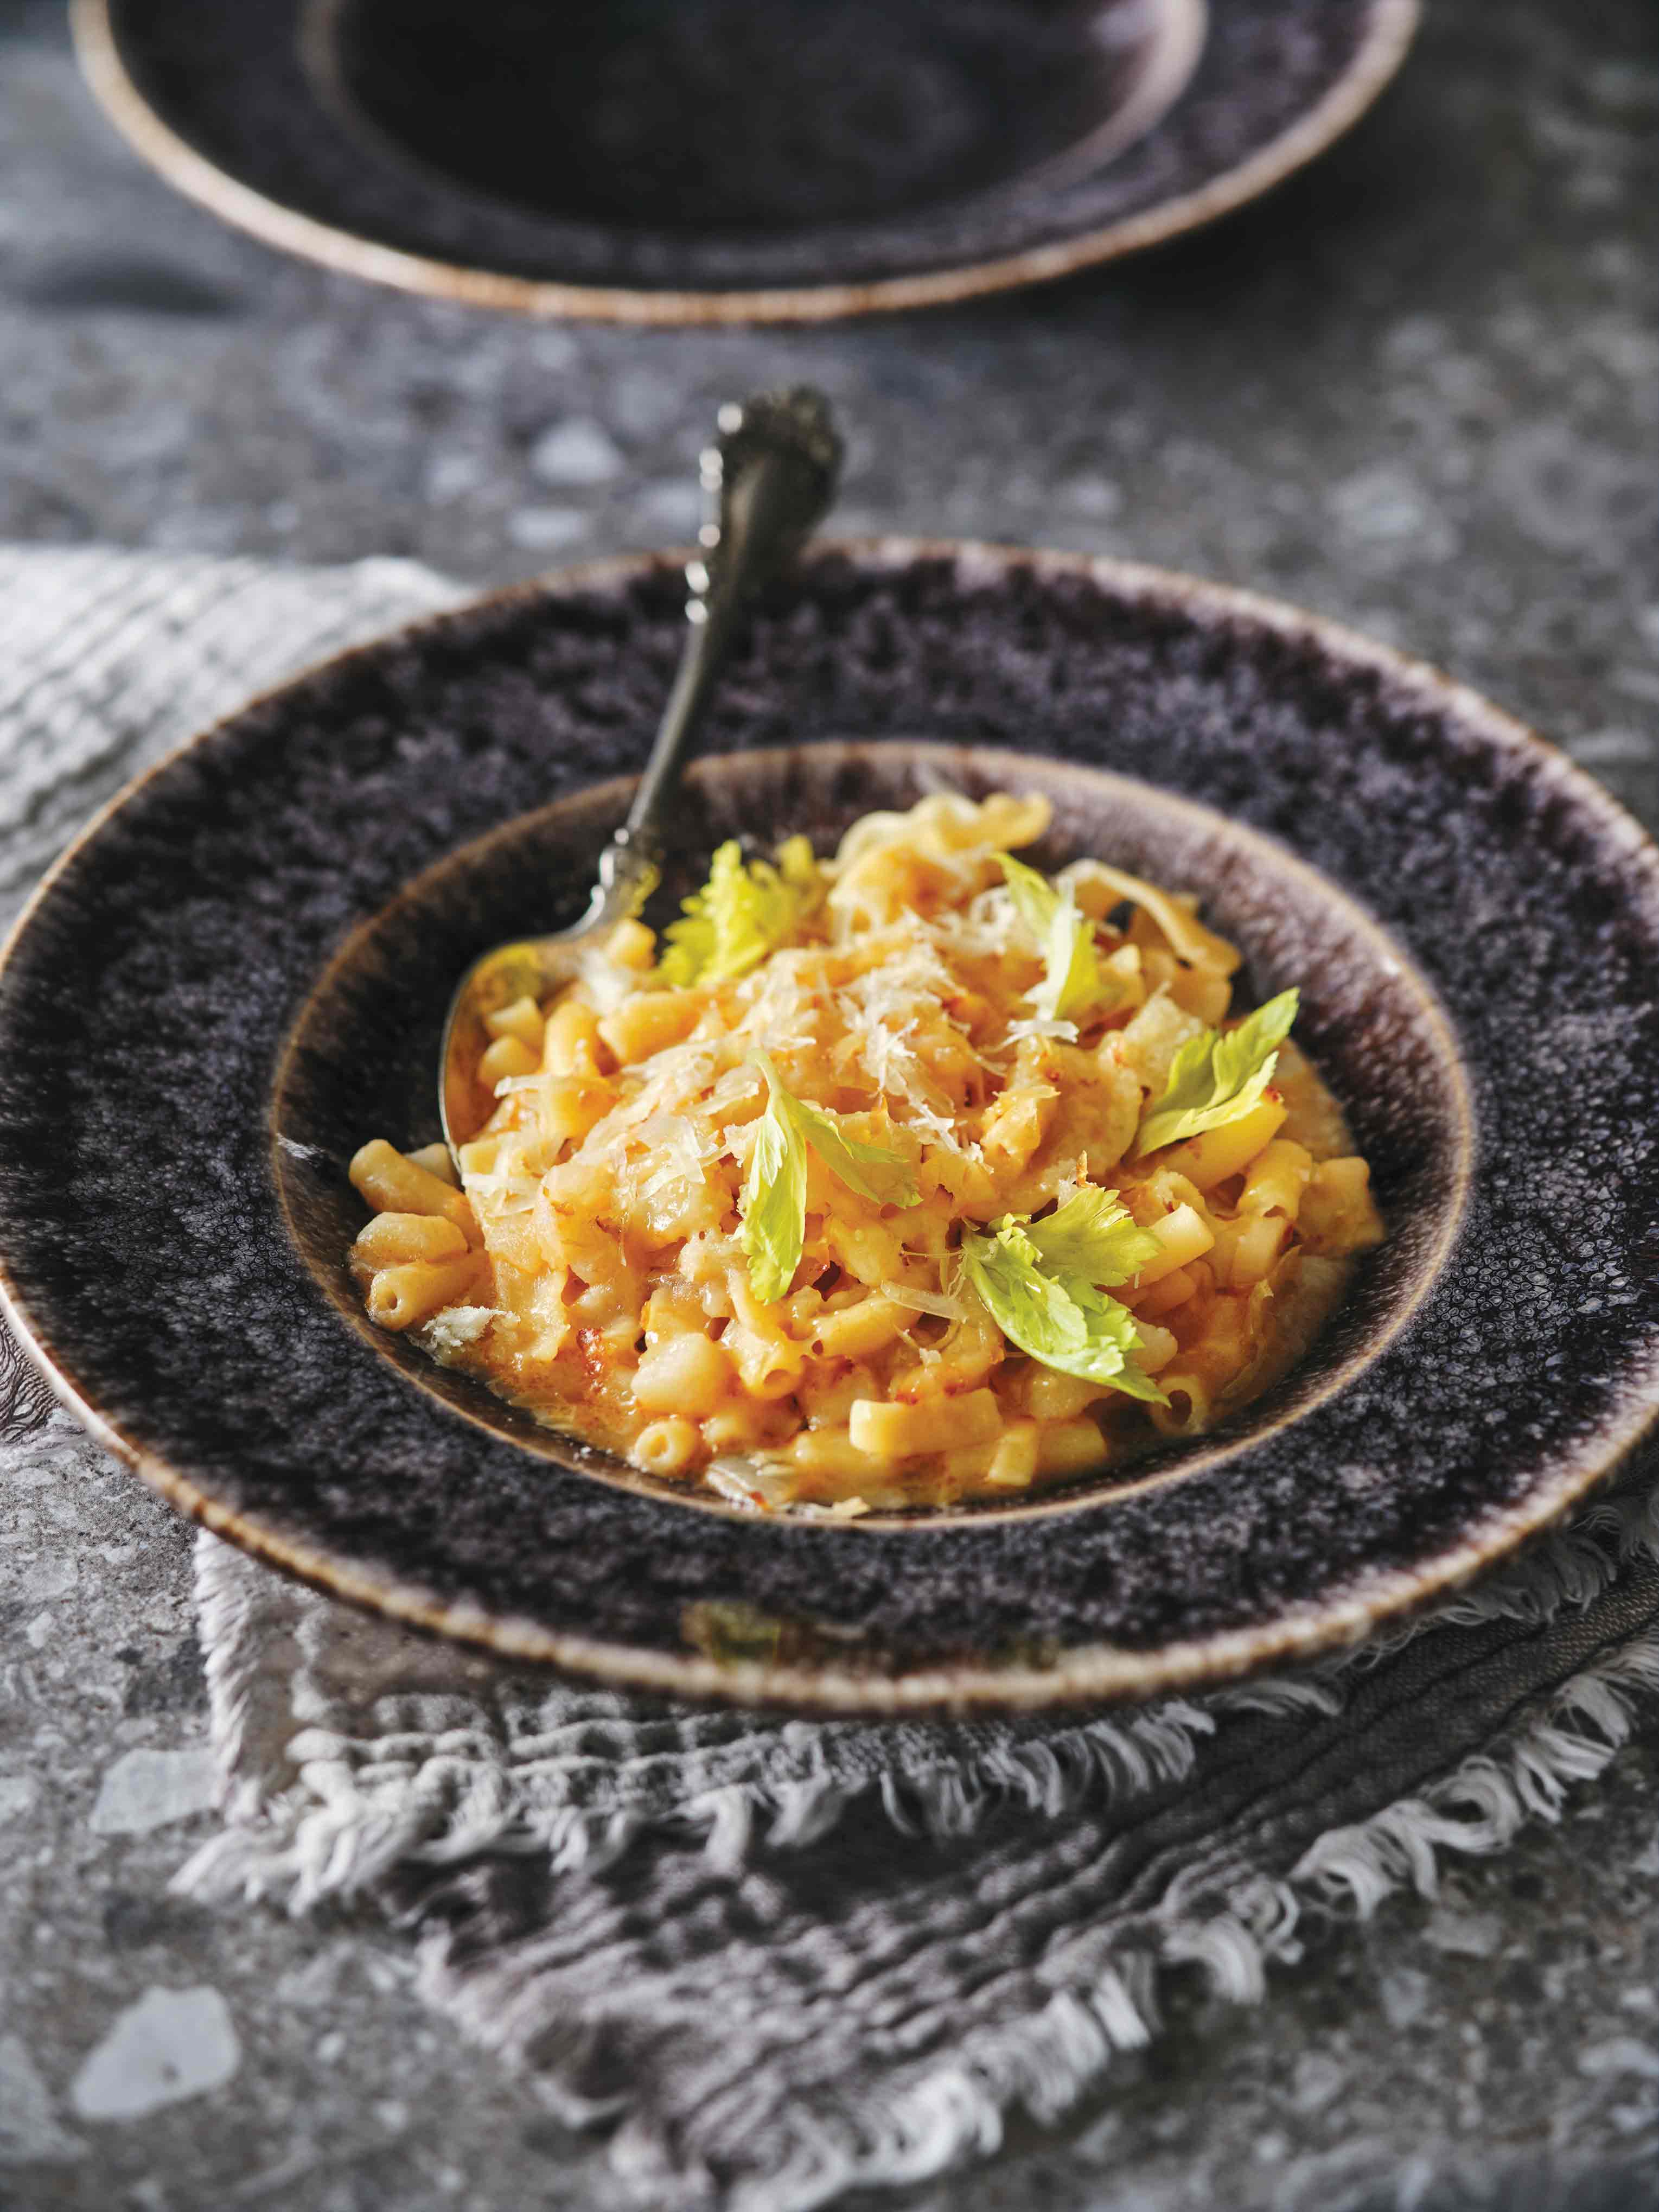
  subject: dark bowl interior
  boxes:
[273,740,1469,1522]
[307,0,1199,234]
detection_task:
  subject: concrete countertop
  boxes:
[1,1,1655,2206]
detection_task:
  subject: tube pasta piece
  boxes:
[541,996,605,1076]
[539,1074,618,1151]
[1152,1097,1288,1193]
[405,1141,462,1187]
[1150,1374,1214,1437]
[366,1253,488,1331]
[598,989,703,1067]
[605,918,656,972]
[633,1418,701,1477]
[347,791,1379,1507]
[1240,1139,1314,1220]
[701,1403,777,1454]
[985,1420,1041,1488]
[350,1140,478,1238]
[809,1295,911,1360]
[1133,1322,1179,1375]
[631,1331,733,1416]
[1023,1366,1111,1422]
[848,1388,1003,1459]
[481,1036,541,1090]
[1299,1157,1387,1254]
[1131,1204,1216,1286]
[1035,1418,1111,1478]
[485,995,546,1051]
[1210,1211,1293,1290]
[350,1212,471,1268]
[1125,1264,1200,1321]
[1116,995,1205,1097]
[787,1425,882,1478]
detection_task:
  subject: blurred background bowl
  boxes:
[74,0,1418,321]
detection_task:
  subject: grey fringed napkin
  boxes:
[4,546,1659,2210]
[176,1503,1659,2209]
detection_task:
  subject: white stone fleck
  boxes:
[70,1988,239,2121]
[1327,466,1457,561]
[19,1554,77,1601]
[0,1776,37,1826]
[0,2035,84,2165]
[528,418,623,486]
[507,506,589,553]
[1424,1907,1503,1958]
[423,449,487,504]
[527,326,578,372]
[634,479,704,536]
[1379,1966,1431,2030]
[24,1611,53,1650]
[89,1747,218,1837]
[1290,2050,1346,2114]
[1566,727,1655,767]
[273,1939,375,2009]
[1063,474,1122,521]
[1383,311,1449,365]
[1578,2037,1659,2081]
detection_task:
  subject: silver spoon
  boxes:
[439,385,843,1160]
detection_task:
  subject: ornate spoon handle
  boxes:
[585,385,843,927]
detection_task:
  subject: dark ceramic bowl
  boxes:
[74,0,1418,323]
[2,542,1657,1713]
[276,745,1469,1525]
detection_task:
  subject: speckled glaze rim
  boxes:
[3,538,1657,1715]
[71,0,1420,326]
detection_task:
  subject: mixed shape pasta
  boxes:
[348,793,1383,1512]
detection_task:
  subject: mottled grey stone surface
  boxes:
[0,0,1655,2207]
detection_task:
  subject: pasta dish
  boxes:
[347,792,1383,1512]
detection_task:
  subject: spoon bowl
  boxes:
[438,386,841,1159]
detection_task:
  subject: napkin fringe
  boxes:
[172,1470,1659,1922]
[170,1701,1248,1915]
[542,1627,1659,2212]
[0,1319,54,1440]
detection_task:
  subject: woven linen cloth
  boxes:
[3,544,1659,2211]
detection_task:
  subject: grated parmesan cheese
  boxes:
[1005,1017,1080,1044]
[422,1304,502,1357]
[880,1281,969,1323]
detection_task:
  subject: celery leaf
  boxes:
[1135,988,1299,1156]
